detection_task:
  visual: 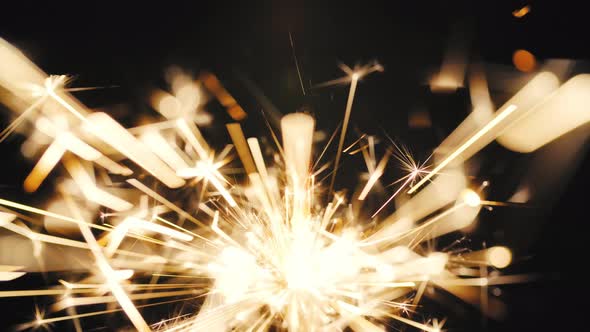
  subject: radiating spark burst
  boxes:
[0,37,585,332]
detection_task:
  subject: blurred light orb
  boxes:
[461,189,481,207]
[487,246,512,268]
[512,49,536,72]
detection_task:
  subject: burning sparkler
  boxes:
[0,37,588,332]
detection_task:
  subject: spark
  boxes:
[0,37,573,332]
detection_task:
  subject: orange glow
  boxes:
[513,49,536,72]
[408,110,432,128]
[512,5,531,18]
[227,104,247,121]
[200,71,247,120]
[23,142,66,192]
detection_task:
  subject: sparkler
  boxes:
[0,37,587,332]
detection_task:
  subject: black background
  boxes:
[0,1,587,331]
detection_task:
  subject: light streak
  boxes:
[358,150,390,201]
[329,72,359,194]
[372,173,417,218]
[408,104,518,194]
[17,296,204,331]
[77,217,151,331]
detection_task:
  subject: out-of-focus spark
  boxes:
[512,5,531,18]
[23,142,66,192]
[0,264,25,281]
[200,72,247,121]
[226,123,257,174]
[498,74,590,152]
[84,112,185,188]
[282,113,315,189]
[459,246,512,269]
[513,49,536,72]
